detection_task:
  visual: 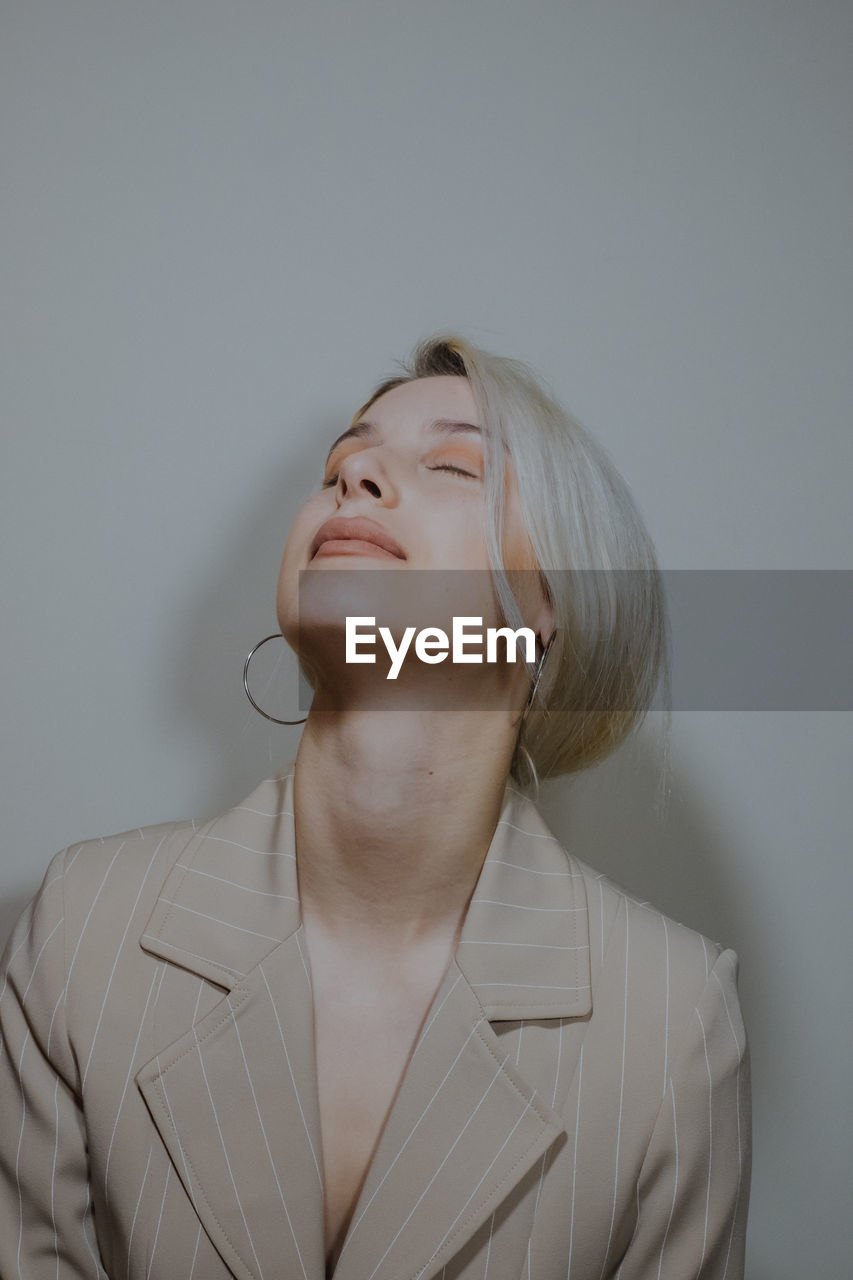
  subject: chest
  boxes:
[308,955,451,1278]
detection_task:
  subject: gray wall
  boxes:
[2,2,851,1274]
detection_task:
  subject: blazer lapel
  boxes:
[135,769,325,1280]
[135,761,592,1280]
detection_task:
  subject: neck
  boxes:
[292,706,520,960]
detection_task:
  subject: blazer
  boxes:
[0,760,751,1280]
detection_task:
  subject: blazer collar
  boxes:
[139,759,591,1019]
[136,760,591,1280]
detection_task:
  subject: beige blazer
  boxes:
[0,760,750,1280]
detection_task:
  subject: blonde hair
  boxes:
[346,332,672,812]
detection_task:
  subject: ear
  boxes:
[533,584,555,651]
[538,628,555,656]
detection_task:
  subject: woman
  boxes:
[0,334,751,1279]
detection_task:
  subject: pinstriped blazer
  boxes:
[0,760,751,1280]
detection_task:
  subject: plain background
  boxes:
[2,2,851,1274]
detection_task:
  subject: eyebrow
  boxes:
[323,418,483,467]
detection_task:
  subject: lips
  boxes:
[310,515,406,561]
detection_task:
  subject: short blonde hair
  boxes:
[348,332,672,807]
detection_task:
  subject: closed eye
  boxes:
[321,462,479,488]
[428,463,479,479]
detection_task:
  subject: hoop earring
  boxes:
[519,630,556,728]
[243,634,309,725]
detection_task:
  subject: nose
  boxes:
[333,446,396,503]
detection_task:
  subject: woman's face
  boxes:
[276,376,551,685]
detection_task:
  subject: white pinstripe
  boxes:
[656,1080,680,1280]
[598,902,630,1280]
[157,898,282,942]
[0,885,51,1018]
[192,1022,266,1279]
[412,970,465,1052]
[419,1088,539,1280]
[152,996,205,1228]
[82,838,166,1087]
[41,868,68,892]
[52,1074,60,1280]
[459,940,588,950]
[153,960,169,1009]
[553,1019,565,1110]
[174,862,297,900]
[14,916,65,1275]
[526,1016,563,1279]
[258,963,323,1187]
[188,1224,202,1280]
[488,858,581,876]
[695,1007,714,1271]
[64,842,87,872]
[527,1146,548,1274]
[712,964,745,1280]
[233,805,295,819]
[341,1012,486,1253]
[566,1043,584,1278]
[19,917,63,1003]
[474,982,590,991]
[496,820,565,843]
[475,900,586,913]
[293,926,314,989]
[195,833,296,858]
[370,1053,515,1280]
[15,1028,30,1278]
[81,1177,108,1278]
[191,975,206,1025]
[127,1141,154,1275]
[63,844,126,999]
[104,965,161,1209]
[614,1177,643,1280]
[662,916,671,1097]
[227,996,310,1279]
[146,1159,172,1280]
[599,880,606,967]
[612,931,701,1280]
[45,979,66,1060]
[482,1208,497,1278]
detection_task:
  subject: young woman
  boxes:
[0,335,751,1279]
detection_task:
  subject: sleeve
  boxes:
[614,947,752,1280]
[0,847,109,1278]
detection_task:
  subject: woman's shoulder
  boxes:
[8,811,200,973]
[506,786,740,1024]
[58,813,196,908]
[6,768,294,987]
[0,812,201,1076]
[565,847,738,1021]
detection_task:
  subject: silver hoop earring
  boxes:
[243,634,308,725]
[519,630,556,727]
